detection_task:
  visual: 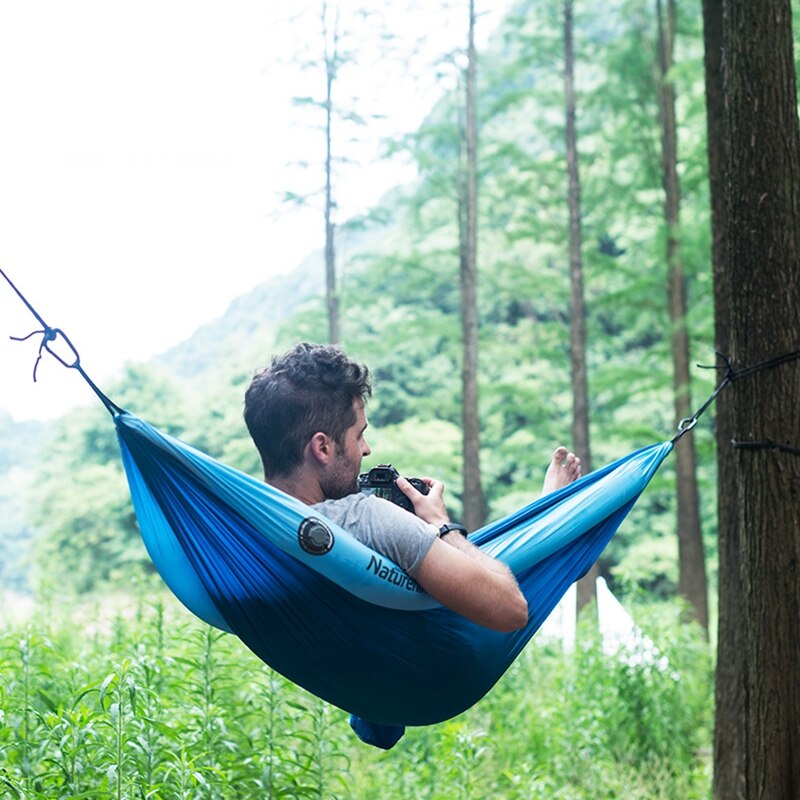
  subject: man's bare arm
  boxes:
[436,529,512,576]
[396,476,528,631]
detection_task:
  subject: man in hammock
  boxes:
[243,342,581,633]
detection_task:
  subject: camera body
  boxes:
[358,463,429,514]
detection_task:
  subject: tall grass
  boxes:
[0,592,712,799]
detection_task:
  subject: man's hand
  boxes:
[395,476,449,528]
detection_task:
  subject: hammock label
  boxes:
[366,555,423,593]
[298,518,335,555]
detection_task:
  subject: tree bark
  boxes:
[564,0,597,613]
[459,0,486,531]
[656,0,709,633]
[718,0,800,795]
[701,1,746,796]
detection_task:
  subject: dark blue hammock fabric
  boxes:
[114,411,672,747]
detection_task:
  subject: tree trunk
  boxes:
[701,1,745,796]
[459,0,486,532]
[656,0,709,633]
[323,0,340,344]
[718,0,800,795]
[563,0,597,613]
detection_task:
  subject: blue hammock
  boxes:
[0,268,709,749]
[114,410,672,748]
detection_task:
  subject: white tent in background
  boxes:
[538,579,578,652]
[596,576,641,655]
[539,578,665,669]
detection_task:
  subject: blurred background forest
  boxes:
[0,0,762,795]
[0,0,719,603]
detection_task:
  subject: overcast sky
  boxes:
[0,1,512,422]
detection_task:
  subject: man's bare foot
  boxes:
[542,446,581,495]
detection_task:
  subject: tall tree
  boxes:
[283,1,342,343]
[322,0,340,344]
[564,0,597,612]
[285,1,391,345]
[655,0,708,632]
[458,0,486,530]
[715,0,800,794]
[700,0,744,796]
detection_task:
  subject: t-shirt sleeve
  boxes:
[312,494,438,578]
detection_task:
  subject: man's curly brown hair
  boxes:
[244,342,372,478]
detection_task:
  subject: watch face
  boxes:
[298,518,334,555]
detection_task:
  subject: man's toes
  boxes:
[553,446,568,464]
[564,452,581,477]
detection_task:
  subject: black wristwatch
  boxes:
[438,523,468,538]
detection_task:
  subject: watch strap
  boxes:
[438,523,468,538]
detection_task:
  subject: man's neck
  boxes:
[267,471,325,506]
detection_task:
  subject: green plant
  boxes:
[0,591,712,799]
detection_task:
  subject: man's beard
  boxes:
[320,445,360,500]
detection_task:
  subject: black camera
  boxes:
[358,464,429,514]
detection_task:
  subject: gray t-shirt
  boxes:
[312,493,438,578]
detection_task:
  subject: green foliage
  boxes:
[0,413,45,474]
[33,460,140,593]
[0,466,36,593]
[0,594,712,798]
[30,363,192,594]
[0,414,45,591]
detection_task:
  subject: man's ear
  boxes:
[308,432,333,465]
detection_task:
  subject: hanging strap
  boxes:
[671,353,735,442]
[1,267,124,417]
[671,349,800,446]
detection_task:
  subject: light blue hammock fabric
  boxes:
[114,411,672,749]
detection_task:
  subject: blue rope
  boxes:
[1,267,124,417]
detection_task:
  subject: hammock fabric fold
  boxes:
[114,411,672,748]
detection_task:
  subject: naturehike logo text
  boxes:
[366,555,423,593]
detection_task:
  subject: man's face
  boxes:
[320,399,372,499]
